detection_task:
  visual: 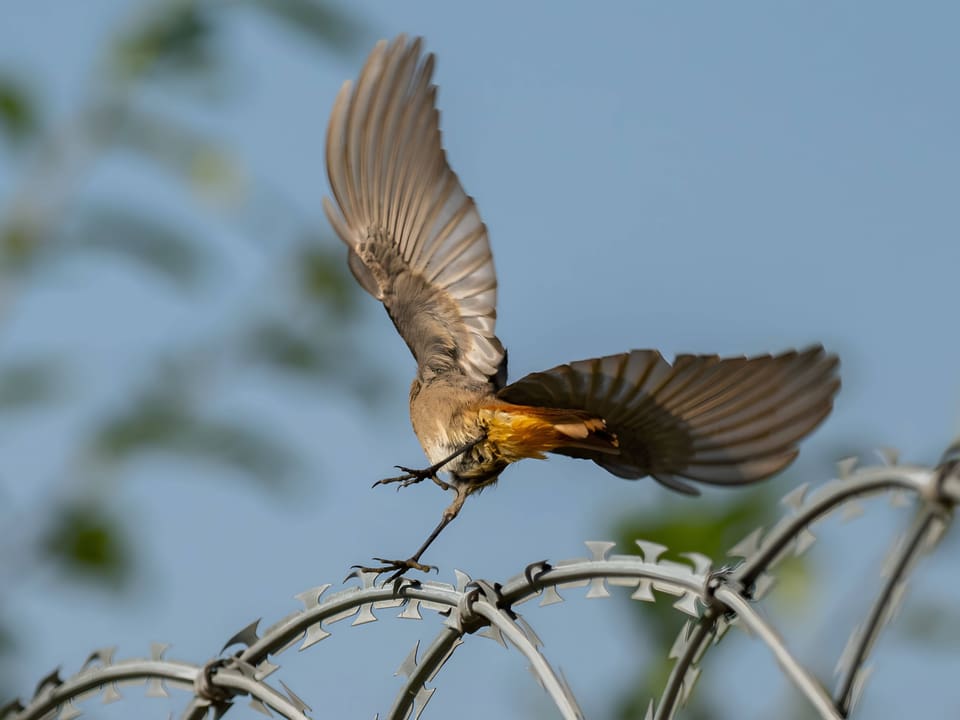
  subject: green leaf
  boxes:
[297,243,357,316]
[95,392,186,458]
[68,205,206,287]
[112,2,215,82]
[187,146,245,201]
[41,504,131,588]
[0,360,61,409]
[0,216,40,272]
[181,419,296,487]
[95,388,296,488]
[104,104,241,200]
[246,318,331,373]
[247,0,367,54]
[0,76,36,144]
[897,599,960,648]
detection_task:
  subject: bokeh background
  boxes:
[2,1,958,718]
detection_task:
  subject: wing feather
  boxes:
[324,35,504,383]
[498,346,839,492]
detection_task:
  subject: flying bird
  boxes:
[323,35,840,581]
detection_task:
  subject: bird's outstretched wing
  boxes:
[498,345,839,494]
[324,35,504,384]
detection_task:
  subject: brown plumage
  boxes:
[324,35,841,581]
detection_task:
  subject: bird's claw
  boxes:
[351,557,437,585]
[372,465,451,491]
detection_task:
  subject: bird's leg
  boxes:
[352,484,472,584]
[373,434,486,490]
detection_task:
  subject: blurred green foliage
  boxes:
[0,0,370,699]
[113,2,215,81]
[248,0,367,52]
[68,205,207,286]
[897,598,960,649]
[298,244,359,316]
[93,365,296,488]
[0,78,35,144]
[612,487,810,719]
[42,504,132,588]
[0,361,60,409]
[0,217,38,272]
[247,318,334,374]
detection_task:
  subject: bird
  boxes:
[323,35,840,582]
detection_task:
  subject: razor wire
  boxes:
[3,439,958,720]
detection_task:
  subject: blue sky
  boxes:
[2,1,959,717]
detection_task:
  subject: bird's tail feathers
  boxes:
[496,346,840,492]
[480,403,620,460]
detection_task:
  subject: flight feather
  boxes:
[324,35,504,383]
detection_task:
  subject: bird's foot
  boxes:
[372,465,452,491]
[351,557,437,585]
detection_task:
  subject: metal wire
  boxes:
[3,443,957,720]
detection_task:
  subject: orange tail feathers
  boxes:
[479,402,619,461]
